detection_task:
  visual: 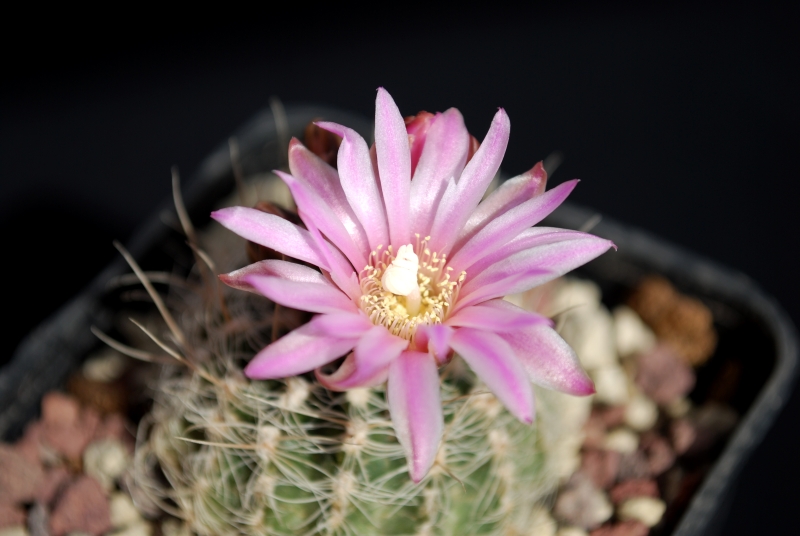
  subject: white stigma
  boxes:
[381,244,419,296]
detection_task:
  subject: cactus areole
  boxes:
[212,88,614,482]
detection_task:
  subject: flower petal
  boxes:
[375,88,411,247]
[288,139,370,255]
[452,267,550,313]
[246,274,357,315]
[505,324,595,396]
[414,324,454,364]
[454,162,547,250]
[446,300,552,332]
[429,108,510,253]
[220,259,326,293]
[301,208,362,301]
[211,206,330,270]
[459,232,616,298]
[448,179,579,274]
[388,351,443,483]
[409,108,470,237]
[317,121,390,250]
[276,170,367,271]
[450,328,535,424]
[316,325,407,390]
[244,315,360,379]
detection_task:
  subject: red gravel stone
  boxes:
[617,451,651,481]
[94,413,135,453]
[41,405,101,463]
[610,479,659,504]
[0,503,26,529]
[669,418,696,455]
[590,521,650,536]
[41,392,81,426]
[635,345,695,404]
[14,422,45,465]
[581,449,621,489]
[641,433,676,476]
[599,406,628,428]
[49,476,111,536]
[0,444,45,504]
[584,412,608,450]
[34,466,72,506]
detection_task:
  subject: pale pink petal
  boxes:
[448,179,579,274]
[301,209,362,301]
[317,121,390,250]
[414,324,454,364]
[244,316,360,379]
[505,325,595,396]
[452,268,550,313]
[459,233,615,298]
[450,328,535,424]
[429,108,510,253]
[388,351,443,483]
[446,301,551,332]
[375,88,411,247]
[454,162,547,250]
[275,170,367,271]
[409,108,470,237]
[220,259,326,293]
[211,206,329,270]
[288,139,370,255]
[316,325,408,390]
[246,274,357,315]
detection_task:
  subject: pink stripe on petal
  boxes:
[388,351,443,483]
[477,298,554,327]
[429,108,510,253]
[220,259,326,293]
[414,324,454,364]
[317,121,390,250]
[316,325,407,390]
[276,170,367,271]
[244,316,360,379]
[409,108,470,238]
[301,211,362,301]
[506,325,595,396]
[454,162,547,251]
[211,207,329,270]
[446,301,551,332]
[288,139,370,255]
[375,88,411,247]
[448,179,579,273]
[460,234,616,299]
[246,275,357,315]
[450,328,535,424]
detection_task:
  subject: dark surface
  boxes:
[2,4,798,533]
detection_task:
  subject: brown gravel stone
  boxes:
[41,392,81,426]
[581,449,621,490]
[641,433,675,476]
[669,418,697,455]
[635,345,695,404]
[596,405,627,428]
[589,521,649,536]
[49,476,111,536]
[94,413,135,453]
[610,479,659,504]
[584,412,608,450]
[688,403,738,454]
[0,503,26,529]
[34,466,72,506]
[0,444,45,504]
[41,405,101,464]
[617,451,651,481]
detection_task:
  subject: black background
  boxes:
[2,3,797,533]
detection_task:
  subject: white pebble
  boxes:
[604,428,640,454]
[107,521,153,536]
[82,350,127,382]
[161,519,191,536]
[592,366,630,405]
[625,394,659,431]
[560,305,617,370]
[83,439,130,490]
[618,497,667,527]
[665,397,692,418]
[0,527,29,536]
[557,528,589,536]
[613,306,656,357]
[529,506,557,536]
[110,492,142,528]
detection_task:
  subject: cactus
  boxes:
[125,173,592,536]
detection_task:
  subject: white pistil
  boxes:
[381,244,419,297]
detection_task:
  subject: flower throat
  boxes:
[359,235,466,341]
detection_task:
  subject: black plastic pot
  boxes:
[1,105,796,536]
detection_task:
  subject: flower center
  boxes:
[359,235,466,341]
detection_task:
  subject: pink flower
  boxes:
[211,88,615,482]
